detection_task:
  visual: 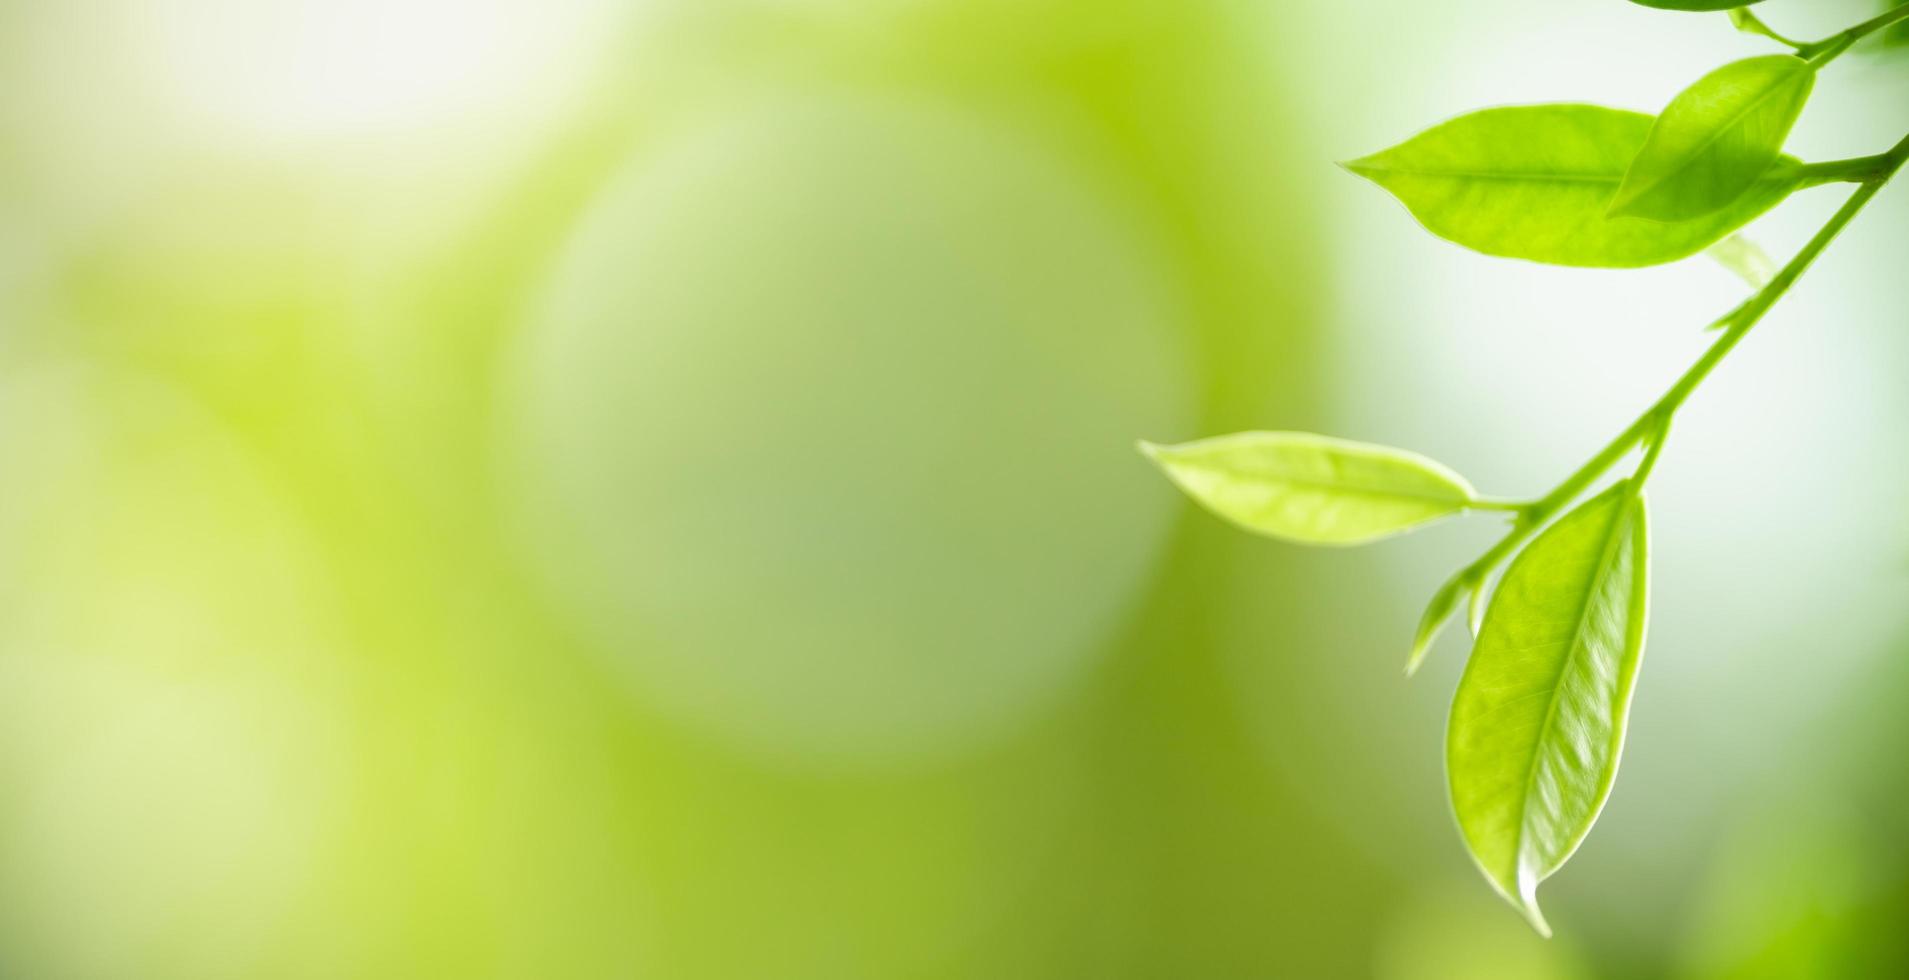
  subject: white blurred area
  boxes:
[0,0,627,269]
[136,0,619,144]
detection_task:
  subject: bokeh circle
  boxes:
[506,93,1194,766]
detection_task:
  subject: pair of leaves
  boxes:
[1346,58,1814,266]
[1144,434,1652,935]
[1449,482,1650,937]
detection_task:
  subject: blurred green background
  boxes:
[2,0,1907,976]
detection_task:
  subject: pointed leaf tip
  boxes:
[1513,871,1555,938]
[1518,898,1554,939]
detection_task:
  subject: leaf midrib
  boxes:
[1356,164,1625,186]
[1216,466,1472,508]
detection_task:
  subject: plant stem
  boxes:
[1431,131,1909,619]
[1630,415,1670,487]
[1796,154,1896,187]
[1797,4,1909,65]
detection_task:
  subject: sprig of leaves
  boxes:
[1142,1,1909,936]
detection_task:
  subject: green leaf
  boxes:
[1706,233,1776,289]
[1345,105,1801,268]
[1448,482,1651,937]
[1729,8,1798,46]
[1611,56,1815,222]
[1407,573,1470,677]
[1140,432,1477,546]
[1631,0,1763,10]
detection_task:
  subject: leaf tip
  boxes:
[1604,189,1646,220]
[1516,897,1554,940]
[1407,574,1470,675]
[1505,868,1555,938]
[1338,156,1379,181]
[1604,167,1663,220]
[1405,621,1439,677]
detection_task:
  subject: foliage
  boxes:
[1143,0,1909,936]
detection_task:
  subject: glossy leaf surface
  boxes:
[1448,482,1651,936]
[1611,56,1814,222]
[1141,432,1476,546]
[1346,105,1800,268]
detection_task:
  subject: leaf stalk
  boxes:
[1796,154,1896,187]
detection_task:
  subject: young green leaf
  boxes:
[1140,432,1477,546]
[1408,572,1469,676]
[1611,56,1815,222]
[1729,8,1799,47]
[1706,233,1776,289]
[1344,105,1801,268]
[1631,0,1763,10]
[1448,482,1650,937]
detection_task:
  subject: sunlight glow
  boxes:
[143,0,613,141]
